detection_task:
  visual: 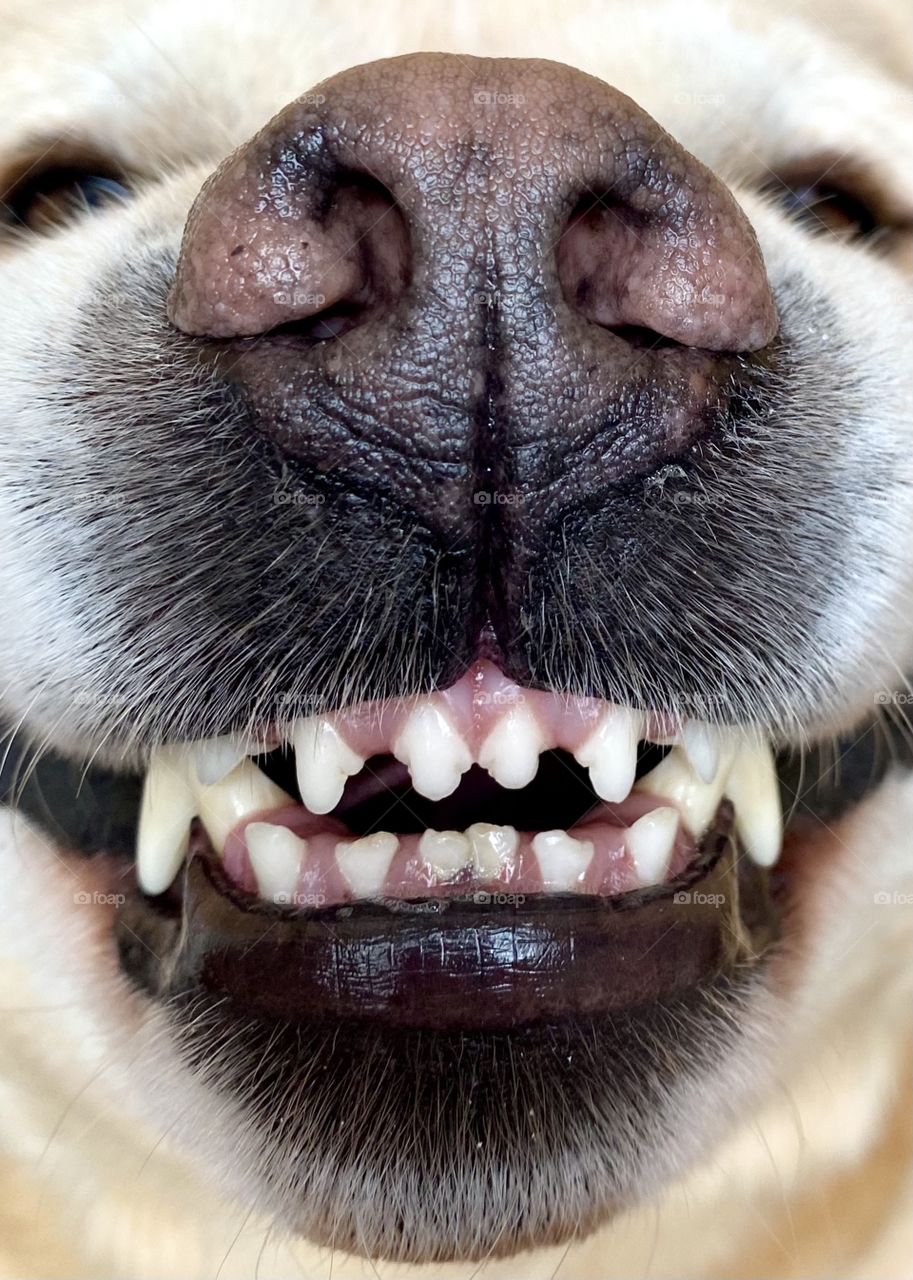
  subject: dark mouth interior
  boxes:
[0,703,908,864]
[255,742,671,836]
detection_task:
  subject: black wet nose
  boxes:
[170,54,776,352]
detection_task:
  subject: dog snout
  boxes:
[168,53,777,354]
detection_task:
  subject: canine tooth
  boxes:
[680,721,719,784]
[532,830,594,890]
[195,759,292,854]
[625,807,679,886]
[635,743,731,835]
[726,739,782,867]
[418,829,471,880]
[137,746,197,896]
[393,702,472,801]
[193,736,248,786]
[466,823,519,879]
[478,703,545,789]
[246,822,307,902]
[574,706,642,803]
[336,832,398,897]
[293,718,363,815]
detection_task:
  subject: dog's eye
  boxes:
[2,166,130,233]
[773,179,879,239]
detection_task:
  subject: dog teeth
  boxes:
[635,743,732,836]
[573,706,642,802]
[478,703,546,789]
[625,807,679,886]
[246,822,308,902]
[336,832,399,896]
[192,736,249,786]
[293,718,364,815]
[393,702,472,800]
[466,823,519,878]
[679,721,719,784]
[532,830,594,889]
[136,679,785,902]
[726,739,782,867]
[195,760,293,854]
[136,746,198,895]
[418,829,471,879]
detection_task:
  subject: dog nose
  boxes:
[169,54,776,352]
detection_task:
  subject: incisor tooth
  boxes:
[679,721,719,785]
[418,829,471,880]
[532,830,593,890]
[293,718,363,815]
[393,702,472,800]
[625,807,679,886]
[466,823,518,879]
[635,743,732,835]
[193,736,247,786]
[478,703,545,789]
[725,739,782,867]
[195,759,292,854]
[137,746,197,896]
[336,832,398,897]
[246,822,307,903]
[574,706,642,802]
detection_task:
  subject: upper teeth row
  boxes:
[135,702,782,896]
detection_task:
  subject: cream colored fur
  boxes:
[0,1,911,1276]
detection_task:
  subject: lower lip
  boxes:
[117,806,779,1032]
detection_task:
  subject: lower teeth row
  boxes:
[135,730,781,900]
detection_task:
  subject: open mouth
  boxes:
[96,661,783,1029]
[4,660,904,1034]
[137,660,781,901]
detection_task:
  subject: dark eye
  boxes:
[765,170,884,241]
[2,166,131,233]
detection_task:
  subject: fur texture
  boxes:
[0,0,911,1275]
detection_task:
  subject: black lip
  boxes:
[114,805,777,1032]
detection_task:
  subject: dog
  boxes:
[1,0,911,1275]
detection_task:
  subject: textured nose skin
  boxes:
[170,54,776,351]
[167,54,778,668]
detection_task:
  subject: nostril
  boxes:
[556,183,778,353]
[169,164,412,341]
[267,300,366,344]
[604,325,683,351]
[557,195,649,335]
